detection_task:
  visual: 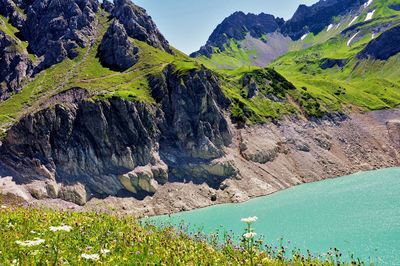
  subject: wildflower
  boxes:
[241,216,258,224]
[100,248,111,255]
[15,238,45,247]
[7,222,14,228]
[30,230,37,234]
[1,205,7,209]
[49,225,72,232]
[243,232,257,239]
[81,253,100,261]
[11,259,18,266]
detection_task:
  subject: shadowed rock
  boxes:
[22,0,99,70]
[98,20,139,71]
[0,30,33,100]
[357,25,400,60]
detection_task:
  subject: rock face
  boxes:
[0,98,161,197]
[21,0,99,69]
[0,0,26,30]
[357,26,400,60]
[191,12,284,58]
[112,0,172,54]
[0,65,235,200]
[98,20,139,71]
[0,30,33,99]
[282,0,367,40]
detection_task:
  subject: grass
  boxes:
[0,15,36,61]
[0,205,362,265]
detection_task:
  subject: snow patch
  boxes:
[365,9,376,21]
[364,0,374,8]
[349,16,359,26]
[301,33,309,41]
[347,32,359,47]
[327,24,334,32]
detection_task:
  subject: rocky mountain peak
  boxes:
[282,0,368,40]
[191,11,284,58]
[111,0,173,54]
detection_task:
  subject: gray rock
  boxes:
[0,30,33,100]
[58,183,88,206]
[0,65,235,201]
[112,0,173,54]
[98,20,139,71]
[22,0,99,69]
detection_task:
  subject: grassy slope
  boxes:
[1,1,399,132]
[0,205,355,265]
[0,12,199,134]
[196,0,400,118]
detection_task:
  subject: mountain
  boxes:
[192,0,400,68]
[0,0,399,211]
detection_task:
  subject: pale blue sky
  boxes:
[133,0,319,54]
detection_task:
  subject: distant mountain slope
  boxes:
[192,0,400,69]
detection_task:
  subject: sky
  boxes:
[134,0,319,54]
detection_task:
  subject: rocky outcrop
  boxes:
[319,58,347,69]
[282,0,367,40]
[101,0,114,13]
[357,25,400,60]
[0,30,33,99]
[0,0,26,30]
[112,0,172,54]
[191,12,284,58]
[98,20,139,71]
[149,65,231,159]
[0,98,162,197]
[21,0,99,70]
[0,65,236,202]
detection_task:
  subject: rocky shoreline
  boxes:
[2,108,399,216]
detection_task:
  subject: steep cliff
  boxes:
[0,66,236,204]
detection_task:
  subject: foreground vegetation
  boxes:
[0,204,366,265]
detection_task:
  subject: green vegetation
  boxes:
[0,205,360,265]
[0,15,35,61]
[196,39,255,69]
[1,0,400,135]
[194,4,400,121]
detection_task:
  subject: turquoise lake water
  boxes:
[148,168,400,265]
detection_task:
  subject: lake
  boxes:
[147,168,400,265]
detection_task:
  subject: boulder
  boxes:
[58,183,88,206]
[119,164,163,194]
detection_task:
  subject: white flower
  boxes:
[81,253,100,261]
[15,238,45,247]
[7,222,15,229]
[11,259,18,266]
[100,248,111,255]
[1,205,7,209]
[30,230,37,234]
[241,216,258,224]
[243,232,257,239]
[49,225,72,232]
